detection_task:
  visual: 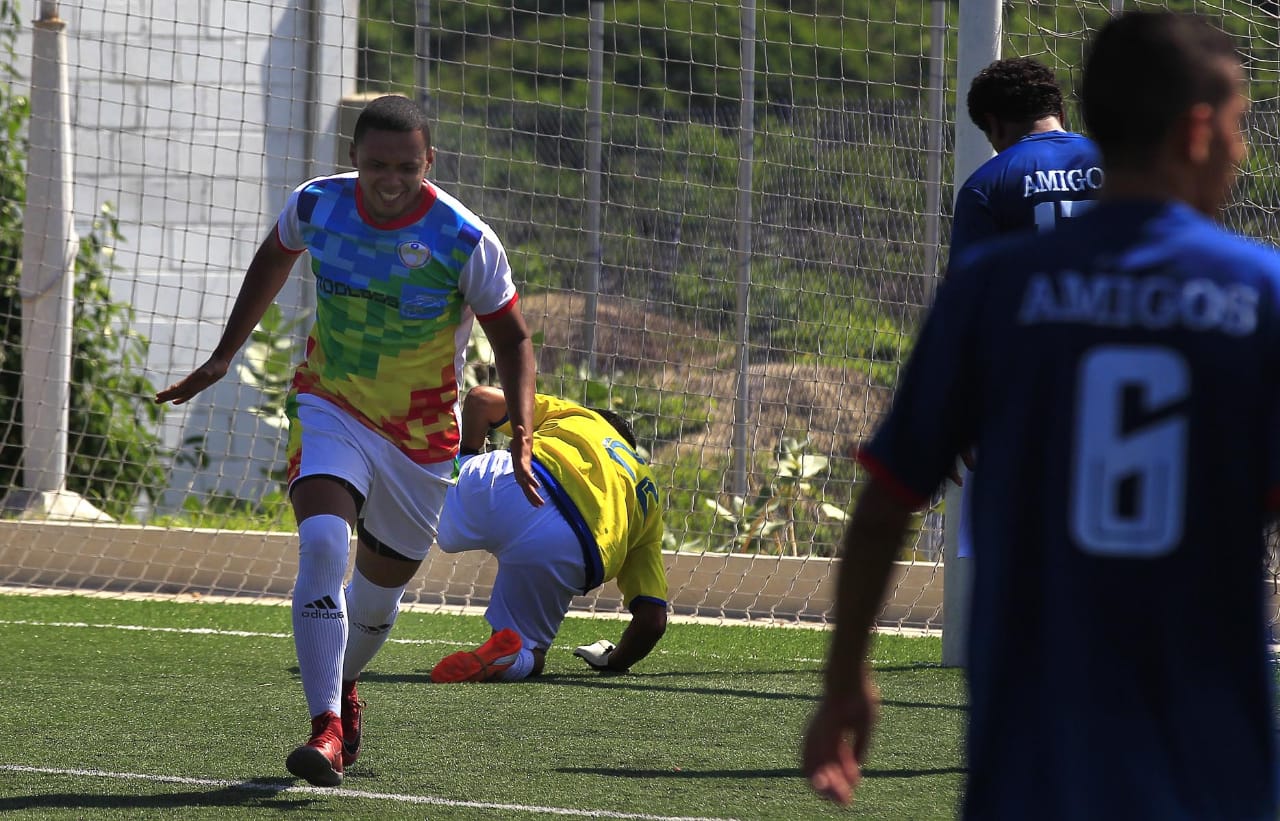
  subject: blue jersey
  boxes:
[860,200,1280,820]
[951,132,1102,559]
[950,131,1102,260]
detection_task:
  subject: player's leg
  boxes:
[338,431,451,756]
[481,512,585,680]
[337,529,421,767]
[431,450,586,682]
[283,395,373,787]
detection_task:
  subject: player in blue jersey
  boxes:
[953,56,1102,257]
[428,386,668,682]
[156,96,542,787]
[804,12,1278,820]
[951,58,1104,559]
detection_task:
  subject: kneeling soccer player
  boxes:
[431,386,668,681]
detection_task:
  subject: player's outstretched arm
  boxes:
[575,599,667,674]
[480,304,542,506]
[155,231,298,405]
[802,478,912,806]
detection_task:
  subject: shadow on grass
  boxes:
[354,669,965,711]
[0,779,317,812]
[555,765,966,779]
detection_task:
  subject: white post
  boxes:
[941,0,1000,668]
[7,2,110,520]
[731,0,758,499]
[583,0,604,376]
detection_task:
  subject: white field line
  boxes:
[0,618,833,664]
[0,765,742,821]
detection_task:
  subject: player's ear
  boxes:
[1182,102,1215,165]
[348,143,358,169]
[425,147,435,174]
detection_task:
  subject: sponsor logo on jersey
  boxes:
[1023,167,1104,198]
[400,285,450,320]
[398,240,432,269]
[1018,271,1258,336]
[315,273,400,309]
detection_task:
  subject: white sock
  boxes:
[293,514,351,718]
[499,648,536,682]
[342,567,405,682]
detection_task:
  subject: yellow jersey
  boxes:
[499,394,667,607]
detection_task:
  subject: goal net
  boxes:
[0,0,1274,633]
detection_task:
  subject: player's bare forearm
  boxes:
[608,599,667,672]
[823,479,913,697]
[156,231,298,405]
[480,304,542,505]
[803,478,910,806]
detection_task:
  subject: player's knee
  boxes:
[297,514,352,570]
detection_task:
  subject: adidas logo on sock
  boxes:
[301,595,345,620]
[353,621,393,636]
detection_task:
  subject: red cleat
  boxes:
[431,628,523,683]
[285,711,344,787]
[340,679,364,767]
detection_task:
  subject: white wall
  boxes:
[14,0,357,511]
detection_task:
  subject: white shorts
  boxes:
[436,449,586,651]
[288,393,454,561]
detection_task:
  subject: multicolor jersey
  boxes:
[497,394,667,608]
[276,172,517,465]
[861,200,1280,820]
[950,131,1102,260]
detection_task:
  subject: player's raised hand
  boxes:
[507,423,545,506]
[801,675,878,806]
[155,356,231,405]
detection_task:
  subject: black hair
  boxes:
[589,407,638,450]
[353,95,433,149]
[967,57,1064,132]
[1083,11,1239,166]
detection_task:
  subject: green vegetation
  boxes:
[0,592,966,820]
[0,1,166,520]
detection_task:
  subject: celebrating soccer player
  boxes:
[155,95,542,787]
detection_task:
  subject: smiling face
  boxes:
[349,127,434,224]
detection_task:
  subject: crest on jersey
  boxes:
[397,241,431,269]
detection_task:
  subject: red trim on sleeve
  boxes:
[853,448,929,510]
[1267,485,1280,513]
[275,224,305,255]
[355,180,437,230]
[475,292,519,322]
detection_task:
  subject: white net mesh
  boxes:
[2,0,1273,632]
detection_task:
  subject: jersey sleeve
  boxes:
[459,227,518,318]
[948,184,998,266]
[856,261,985,508]
[614,509,668,607]
[275,179,312,254]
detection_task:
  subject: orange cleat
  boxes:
[431,628,523,683]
